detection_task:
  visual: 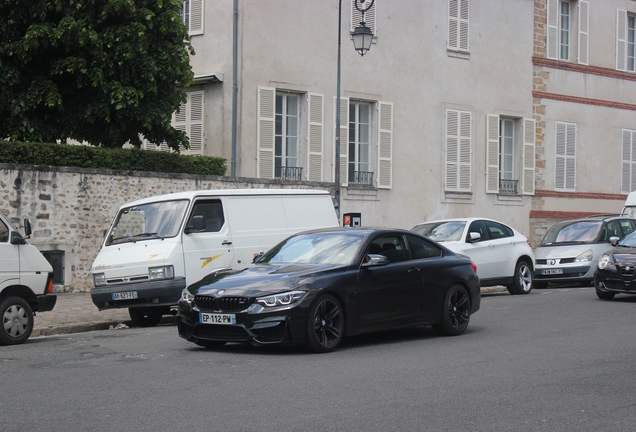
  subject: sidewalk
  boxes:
[31,286,508,338]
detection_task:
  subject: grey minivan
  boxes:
[534,215,636,288]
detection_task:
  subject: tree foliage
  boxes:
[0,0,195,150]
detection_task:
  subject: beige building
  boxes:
[155,0,636,245]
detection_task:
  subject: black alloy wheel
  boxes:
[306,294,344,353]
[433,285,470,336]
[128,307,164,327]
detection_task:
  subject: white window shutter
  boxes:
[257,87,275,179]
[555,122,566,189]
[486,114,500,194]
[350,0,376,34]
[522,118,536,195]
[617,10,627,71]
[377,101,393,189]
[565,124,576,190]
[448,0,469,52]
[189,0,204,36]
[555,122,576,191]
[307,93,324,182]
[547,0,558,60]
[622,129,632,193]
[334,97,349,186]
[445,109,472,192]
[185,91,204,155]
[578,1,589,65]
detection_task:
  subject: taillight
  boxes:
[470,261,477,274]
[45,273,54,294]
[526,238,532,248]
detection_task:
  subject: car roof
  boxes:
[554,215,636,224]
[413,217,510,226]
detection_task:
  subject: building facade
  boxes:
[156,0,636,245]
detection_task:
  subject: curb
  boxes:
[32,316,178,338]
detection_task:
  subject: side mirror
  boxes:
[362,254,389,267]
[10,231,26,245]
[609,236,620,246]
[184,215,206,234]
[23,218,32,238]
[467,232,481,243]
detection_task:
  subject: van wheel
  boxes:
[128,307,164,327]
[507,261,533,295]
[0,296,34,345]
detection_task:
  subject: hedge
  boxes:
[0,141,227,176]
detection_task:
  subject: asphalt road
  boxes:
[2,287,636,432]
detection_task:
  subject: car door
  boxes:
[404,234,445,319]
[352,234,423,328]
[458,220,497,280]
[182,199,234,283]
[481,220,517,278]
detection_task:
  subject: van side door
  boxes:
[181,199,234,284]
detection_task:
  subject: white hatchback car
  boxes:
[411,218,535,295]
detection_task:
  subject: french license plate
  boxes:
[200,313,236,325]
[541,269,563,275]
[112,291,138,300]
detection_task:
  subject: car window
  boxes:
[484,220,512,239]
[540,221,602,245]
[599,220,622,242]
[619,231,636,247]
[406,234,442,259]
[412,221,465,242]
[467,220,488,242]
[367,235,408,263]
[188,199,225,233]
[0,219,7,243]
[619,220,636,237]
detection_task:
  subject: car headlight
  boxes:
[575,249,594,262]
[94,273,106,287]
[597,254,616,271]
[149,265,174,280]
[181,288,194,304]
[256,290,307,307]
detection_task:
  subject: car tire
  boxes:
[128,307,164,327]
[0,296,34,345]
[432,284,471,336]
[507,261,533,295]
[595,288,615,300]
[306,294,344,353]
[194,340,227,349]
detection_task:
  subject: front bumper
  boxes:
[595,270,636,294]
[35,294,57,312]
[91,278,186,310]
[177,298,309,347]
[534,264,593,283]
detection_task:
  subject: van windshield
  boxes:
[106,199,189,246]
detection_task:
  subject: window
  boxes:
[334,98,392,189]
[368,235,407,263]
[187,200,225,233]
[547,0,589,64]
[406,235,442,260]
[622,129,636,193]
[617,10,636,72]
[448,0,469,53]
[275,93,301,180]
[555,122,576,191]
[484,220,513,240]
[445,109,472,193]
[258,87,324,182]
[181,0,203,36]
[349,102,372,185]
[0,219,7,243]
[486,115,535,195]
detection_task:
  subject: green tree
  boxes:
[0,0,194,151]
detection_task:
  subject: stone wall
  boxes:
[0,164,334,293]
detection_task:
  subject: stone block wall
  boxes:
[0,164,334,293]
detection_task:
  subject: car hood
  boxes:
[535,244,599,259]
[187,263,344,297]
[610,247,636,265]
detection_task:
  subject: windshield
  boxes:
[106,199,189,246]
[412,221,466,242]
[618,231,636,247]
[539,221,602,245]
[257,232,364,266]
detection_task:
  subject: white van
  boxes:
[621,191,636,217]
[0,210,56,345]
[91,189,339,326]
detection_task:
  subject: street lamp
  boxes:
[335,0,374,221]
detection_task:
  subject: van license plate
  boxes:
[200,313,236,325]
[112,291,138,300]
[542,269,563,275]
